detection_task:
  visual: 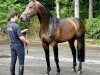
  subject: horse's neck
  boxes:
[37,5,51,29]
[37,13,49,26]
[36,3,59,33]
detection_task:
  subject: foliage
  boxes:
[80,0,88,20]
[0,0,27,32]
[60,0,74,18]
[93,0,100,18]
[0,0,100,40]
[85,17,100,39]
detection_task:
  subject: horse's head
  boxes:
[20,0,38,22]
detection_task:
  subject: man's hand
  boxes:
[25,40,29,45]
[21,29,29,34]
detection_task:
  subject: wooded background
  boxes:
[0,0,100,42]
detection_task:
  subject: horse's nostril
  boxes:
[20,17,23,21]
[20,17,23,20]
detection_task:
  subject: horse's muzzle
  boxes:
[20,17,25,22]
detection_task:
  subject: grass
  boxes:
[0,34,100,46]
[86,39,100,46]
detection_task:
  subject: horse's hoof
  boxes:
[45,72,50,75]
[71,68,76,72]
[57,68,60,73]
[45,67,51,75]
[77,71,82,75]
[45,74,49,75]
[56,72,60,75]
[45,71,50,75]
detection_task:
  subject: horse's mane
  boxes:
[37,1,59,29]
[40,1,52,17]
[41,2,59,27]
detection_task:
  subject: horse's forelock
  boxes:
[29,0,37,2]
[29,0,33,2]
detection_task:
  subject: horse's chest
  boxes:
[40,33,48,42]
[39,27,60,43]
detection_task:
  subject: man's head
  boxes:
[10,11,18,21]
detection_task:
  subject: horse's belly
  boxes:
[57,31,76,42]
[57,23,78,42]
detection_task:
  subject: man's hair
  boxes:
[10,11,18,18]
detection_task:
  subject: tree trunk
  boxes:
[56,0,60,18]
[74,0,79,18]
[89,0,93,19]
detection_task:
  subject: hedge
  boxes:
[85,17,100,39]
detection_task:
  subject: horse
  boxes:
[20,0,85,75]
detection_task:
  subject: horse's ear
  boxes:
[29,0,36,2]
[34,0,36,2]
[33,0,38,5]
[29,0,32,1]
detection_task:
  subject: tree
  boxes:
[56,0,60,18]
[89,0,93,19]
[74,0,79,18]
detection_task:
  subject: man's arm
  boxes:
[19,36,29,44]
[16,25,29,44]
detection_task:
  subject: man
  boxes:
[7,11,29,75]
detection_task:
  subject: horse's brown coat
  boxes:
[20,0,85,74]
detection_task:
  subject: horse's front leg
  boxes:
[42,43,51,75]
[53,44,60,75]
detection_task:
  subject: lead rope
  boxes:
[25,32,28,54]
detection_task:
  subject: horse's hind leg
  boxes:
[68,39,77,72]
[53,44,60,75]
[77,36,85,74]
[42,43,51,75]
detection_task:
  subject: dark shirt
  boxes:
[7,21,23,45]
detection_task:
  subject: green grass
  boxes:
[86,39,100,45]
[94,39,100,45]
[0,34,100,46]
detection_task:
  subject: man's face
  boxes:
[15,15,18,21]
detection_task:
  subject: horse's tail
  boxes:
[77,33,85,62]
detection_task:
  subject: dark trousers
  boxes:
[10,43,25,65]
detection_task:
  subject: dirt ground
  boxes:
[0,43,100,75]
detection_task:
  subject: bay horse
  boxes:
[20,0,85,75]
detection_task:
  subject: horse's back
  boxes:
[56,17,85,42]
[59,17,85,34]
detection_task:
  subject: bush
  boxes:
[85,17,100,39]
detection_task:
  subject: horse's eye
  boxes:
[29,6,32,8]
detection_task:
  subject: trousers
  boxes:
[10,43,25,65]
